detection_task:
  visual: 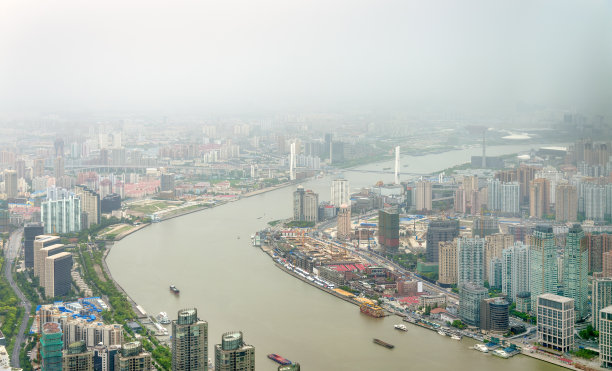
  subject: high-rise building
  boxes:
[331,179,350,207]
[562,225,588,320]
[473,217,500,238]
[35,243,65,282]
[453,186,467,214]
[24,222,44,268]
[44,252,73,298]
[33,235,61,277]
[605,251,612,277]
[484,233,513,282]
[93,344,120,371]
[501,182,520,215]
[530,225,558,310]
[54,156,65,179]
[160,173,175,193]
[378,209,399,254]
[172,308,208,371]
[63,341,93,371]
[530,178,550,219]
[487,179,502,211]
[536,294,574,353]
[74,186,100,229]
[458,282,488,327]
[438,241,457,286]
[480,297,509,332]
[302,190,318,223]
[293,186,305,221]
[34,157,45,178]
[415,180,432,211]
[115,341,151,371]
[593,278,612,331]
[214,331,255,371]
[502,242,530,303]
[41,322,63,371]
[337,205,351,240]
[425,219,459,263]
[555,184,578,222]
[518,165,539,205]
[4,169,17,198]
[584,183,606,221]
[457,237,485,287]
[41,192,82,234]
[489,257,503,289]
[601,306,612,368]
[586,233,612,274]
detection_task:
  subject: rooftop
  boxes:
[538,293,573,303]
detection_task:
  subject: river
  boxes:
[107,143,563,370]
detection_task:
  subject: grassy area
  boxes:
[0,254,23,354]
[572,348,598,360]
[128,201,176,215]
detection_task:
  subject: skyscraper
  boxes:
[593,278,612,331]
[438,241,458,286]
[292,186,305,221]
[489,257,502,289]
[378,209,399,254]
[331,179,350,207]
[4,169,17,198]
[500,182,520,215]
[115,341,151,371]
[555,184,577,222]
[502,242,530,303]
[584,183,606,221]
[587,233,612,273]
[33,235,61,277]
[63,341,93,371]
[425,219,459,263]
[599,306,612,368]
[41,322,63,371]
[336,205,351,240]
[457,237,485,287]
[480,297,509,332]
[54,156,65,179]
[214,331,255,371]
[41,191,82,234]
[562,225,588,320]
[302,190,319,223]
[484,233,513,282]
[529,178,550,219]
[36,243,65,283]
[74,185,101,229]
[536,294,574,353]
[172,308,208,371]
[44,252,73,298]
[458,282,488,327]
[530,225,558,310]
[24,222,44,268]
[415,180,432,211]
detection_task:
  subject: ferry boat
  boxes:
[169,285,180,294]
[437,330,447,336]
[394,324,408,332]
[451,334,462,341]
[474,344,489,353]
[157,312,170,324]
[373,338,394,349]
[267,354,291,365]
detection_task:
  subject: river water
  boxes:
[107,143,563,370]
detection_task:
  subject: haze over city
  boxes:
[0,1,612,371]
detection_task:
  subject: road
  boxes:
[3,228,29,368]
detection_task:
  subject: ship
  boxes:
[157,312,170,324]
[267,354,291,365]
[394,324,408,332]
[451,334,462,341]
[474,344,488,353]
[360,303,385,318]
[373,338,394,349]
[169,285,180,294]
[437,330,447,336]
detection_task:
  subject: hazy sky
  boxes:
[0,1,610,117]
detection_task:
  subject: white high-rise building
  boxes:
[331,179,350,207]
[501,182,520,215]
[536,294,574,353]
[502,242,530,303]
[584,183,605,221]
[41,188,82,234]
[415,180,432,211]
[600,305,612,368]
[457,237,485,287]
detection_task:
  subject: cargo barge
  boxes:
[169,285,180,294]
[373,338,394,349]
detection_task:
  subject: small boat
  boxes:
[267,354,291,365]
[170,285,180,294]
[394,324,408,332]
[373,338,394,349]
[237,236,240,239]
[157,312,170,324]
[474,344,488,353]
[451,334,461,341]
[437,330,446,336]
